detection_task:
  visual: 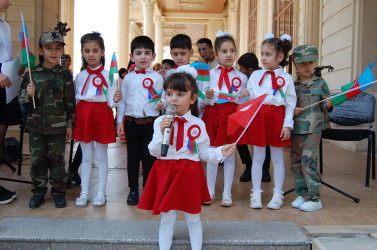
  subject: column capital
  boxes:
[228,0,238,13]
[141,0,155,12]
[153,15,165,28]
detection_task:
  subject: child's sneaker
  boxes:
[299,200,322,212]
[250,192,262,209]
[93,192,106,207]
[203,192,215,205]
[291,196,305,208]
[75,192,89,207]
[221,193,232,207]
[267,193,284,210]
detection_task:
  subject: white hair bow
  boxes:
[216,30,233,38]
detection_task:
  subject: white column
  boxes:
[256,0,274,59]
[118,0,130,68]
[60,0,74,68]
[154,15,164,63]
[228,0,238,38]
[129,20,144,42]
[142,0,155,39]
[239,0,250,56]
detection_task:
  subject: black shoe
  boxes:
[0,192,14,205]
[0,186,17,199]
[29,194,44,209]
[262,169,271,182]
[66,171,81,187]
[53,193,67,208]
[240,167,251,182]
[127,190,139,205]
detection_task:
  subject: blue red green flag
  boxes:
[217,92,247,104]
[191,62,210,82]
[19,17,35,69]
[109,52,118,87]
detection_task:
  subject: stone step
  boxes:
[0,217,310,249]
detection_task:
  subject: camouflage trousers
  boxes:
[290,133,321,202]
[29,132,66,196]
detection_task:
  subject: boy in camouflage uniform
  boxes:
[19,31,75,209]
[290,45,333,212]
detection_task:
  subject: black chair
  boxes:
[320,92,376,187]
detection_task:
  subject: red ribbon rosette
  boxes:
[187,125,201,155]
[231,77,242,91]
[92,76,108,95]
[143,78,156,99]
[275,76,286,97]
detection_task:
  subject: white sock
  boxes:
[80,142,94,194]
[206,162,218,196]
[270,146,285,194]
[95,142,109,195]
[159,210,177,250]
[223,152,235,195]
[184,212,202,250]
[251,146,266,193]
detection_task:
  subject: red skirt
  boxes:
[245,105,291,147]
[138,159,211,215]
[202,103,247,146]
[73,101,116,144]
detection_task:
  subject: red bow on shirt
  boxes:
[170,117,187,151]
[81,65,107,95]
[259,70,278,91]
[218,66,234,93]
[173,64,179,69]
[135,69,146,74]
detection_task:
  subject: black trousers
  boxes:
[237,144,271,170]
[124,119,156,190]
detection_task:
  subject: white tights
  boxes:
[251,146,285,194]
[80,142,109,195]
[206,152,235,197]
[159,210,202,250]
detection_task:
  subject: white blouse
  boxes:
[148,110,223,163]
[247,67,296,128]
[203,64,248,105]
[0,15,12,63]
[75,64,118,108]
[116,67,164,122]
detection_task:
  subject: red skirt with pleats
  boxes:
[138,159,210,215]
[73,101,116,144]
[245,104,291,147]
[202,102,247,146]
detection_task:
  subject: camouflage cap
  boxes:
[39,31,65,46]
[293,44,318,63]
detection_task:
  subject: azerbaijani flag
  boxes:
[227,94,267,136]
[19,15,35,69]
[217,92,247,104]
[191,62,210,81]
[109,52,118,87]
[197,89,205,100]
[332,63,376,106]
[148,91,162,103]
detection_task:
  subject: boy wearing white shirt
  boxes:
[116,36,164,205]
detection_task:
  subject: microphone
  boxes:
[161,104,176,156]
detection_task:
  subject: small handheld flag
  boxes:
[191,62,210,82]
[148,91,163,103]
[331,63,376,106]
[109,52,118,88]
[217,92,247,104]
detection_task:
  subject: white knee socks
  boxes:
[270,146,285,194]
[159,210,177,250]
[159,211,203,250]
[251,146,266,193]
[206,152,236,197]
[184,212,202,250]
[79,142,109,195]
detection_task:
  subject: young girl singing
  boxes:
[201,31,248,207]
[73,32,122,207]
[138,72,235,250]
[244,33,296,210]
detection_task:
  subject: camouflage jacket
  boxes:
[292,75,331,134]
[18,64,75,135]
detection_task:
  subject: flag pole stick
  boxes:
[220,98,265,163]
[303,80,376,110]
[20,12,35,109]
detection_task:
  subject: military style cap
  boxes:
[39,31,65,46]
[293,44,318,63]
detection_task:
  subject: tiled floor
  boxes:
[1,126,376,228]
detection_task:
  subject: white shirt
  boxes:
[75,65,117,108]
[116,67,164,122]
[247,68,296,128]
[0,14,13,63]
[148,110,224,163]
[203,64,248,105]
